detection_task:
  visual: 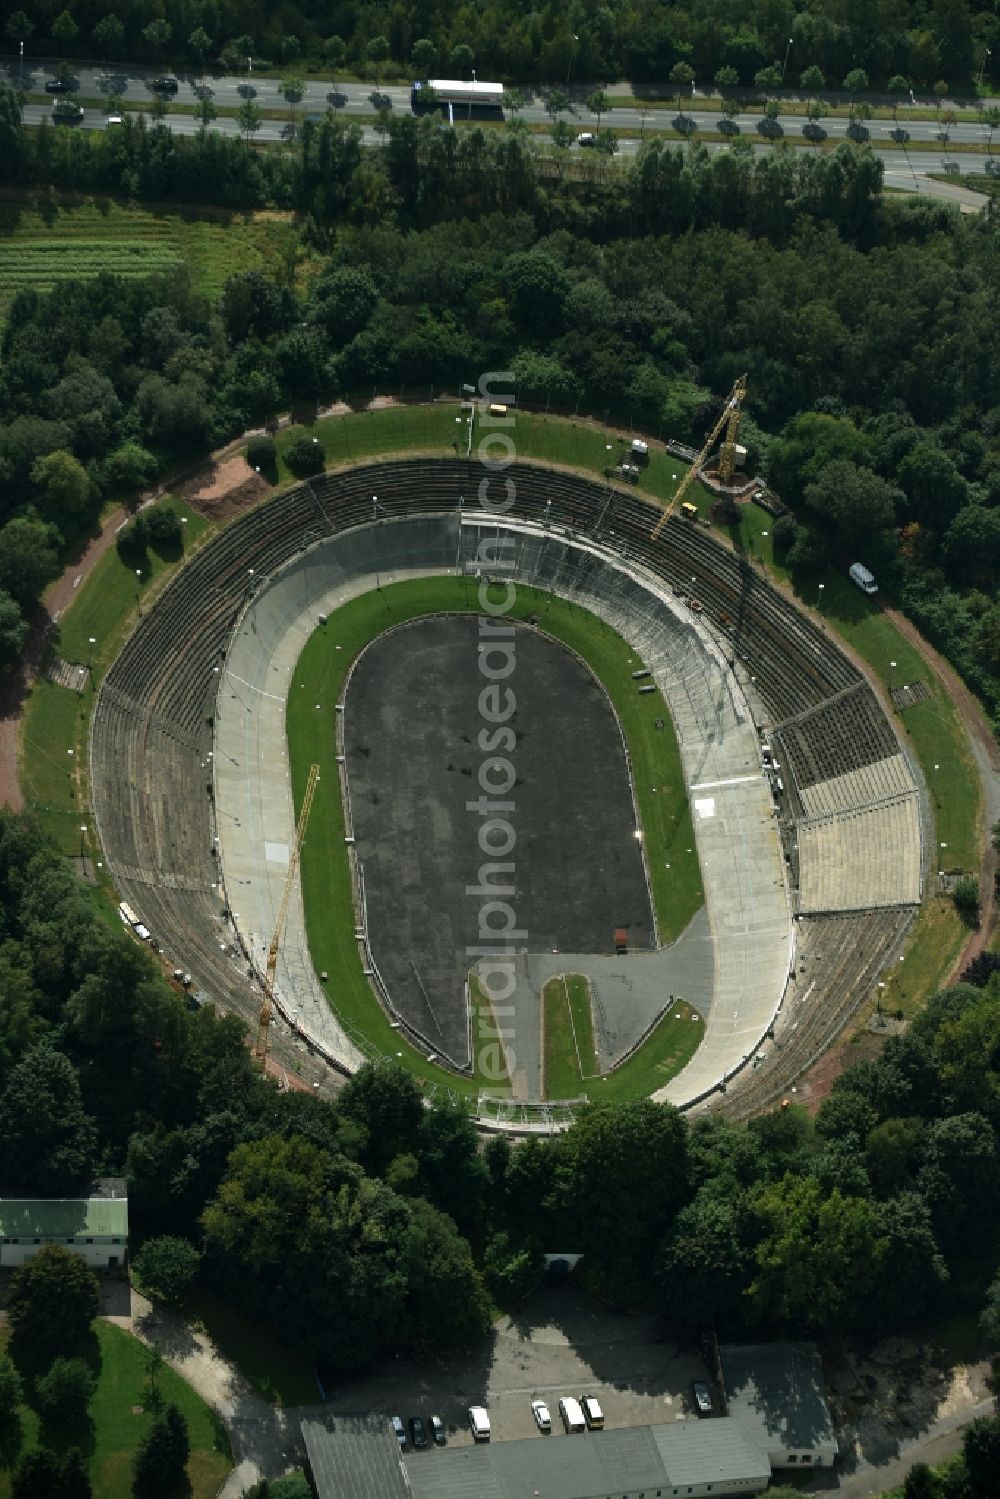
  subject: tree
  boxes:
[325,36,347,73]
[714,65,739,89]
[953,875,980,920]
[586,90,611,128]
[30,449,91,526]
[659,1187,751,1324]
[51,10,79,43]
[246,434,277,473]
[367,36,390,86]
[187,27,212,64]
[963,1415,1000,1498]
[35,1356,96,1422]
[897,443,968,530]
[799,65,825,90]
[754,63,783,89]
[449,44,475,80]
[337,1059,424,1173]
[4,11,33,43]
[0,1356,22,1421]
[59,1449,91,1499]
[669,61,695,108]
[142,19,171,52]
[483,1231,542,1303]
[104,442,158,492]
[132,1404,189,1498]
[0,590,27,669]
[7,1246,99,1357]
[243,1477,313,1499]
[237,100,262,143]
[12,1450,63,1499]
[802,461,900,556]
[844,68,870,94]
[889,75,910,93]
[902,1464,939,1499]
[92,14,124,55]
[980,1269,1000,1350]
[132,1236,201,1305]
[410,39,437,77]
[195,96,217,131]
[281,76,305,133]
[0,1042,98,1194]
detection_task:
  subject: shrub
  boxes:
[116,513,149,557]
[246,434,277,472]
[145,506,182,550]
[132,1235,201,1305]
[953,876,980,920]
[284,435,325,477]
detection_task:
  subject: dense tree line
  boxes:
[0,0,996,90]
[2,811,1000,1376]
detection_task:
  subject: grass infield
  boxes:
[287,576,704,1101]
[543,974,598,1098]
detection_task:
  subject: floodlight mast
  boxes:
[650,373,748,539]
[254,761,321,1070]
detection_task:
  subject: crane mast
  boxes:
[254,762,320,1070]
[651,374,748,540]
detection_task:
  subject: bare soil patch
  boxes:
[181,455,270,521]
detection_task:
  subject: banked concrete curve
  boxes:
[212,511,793,1112]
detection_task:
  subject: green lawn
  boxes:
[0,194,296,317]
[595,998,705,1103]
[20,499,214,863]
[0,1321,231,1499]
[543,974,598,1099]
[287,576,702,1100]
[270,402,712,514]
[183,1286,319,1408]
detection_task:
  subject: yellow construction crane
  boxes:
[254,762,320,1071]
[651,374,748,539]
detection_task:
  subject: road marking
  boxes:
[689,773,761,791]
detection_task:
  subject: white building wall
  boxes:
[1,1237,125,1269]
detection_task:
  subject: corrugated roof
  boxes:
[405,1442,506,1499]
[722,1341,837,1457]
[301,1413,410,1499]
[0,1198,128,1238]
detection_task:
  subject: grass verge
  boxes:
[469,976,514,1096]
[543,974,598,1098]
[0,1321,232,1499]
[287,577,702,1100]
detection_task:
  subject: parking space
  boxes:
[321,1283,711,1450]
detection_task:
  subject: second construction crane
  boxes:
[651,374,748,540]
[254,761,320,1072]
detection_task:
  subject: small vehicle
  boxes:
[52,100,84,121]
[429,1415,446,1446]
[531,1399,551,1432]
[106,113,123,125]
[691,1380,713,1416]
[151,75,179,92]
[391,1415,406,1449]
[577,131,596,146]
[849,561,878,595]
[408,1415,427,1449]
[469,1405,491,1441]
[45,76,77,93]
[581,1396,604,1430]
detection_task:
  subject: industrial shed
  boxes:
[0,1179,128,1269]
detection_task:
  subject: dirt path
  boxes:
[110,1288,305,1496]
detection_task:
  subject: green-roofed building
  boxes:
[0,1178,128,1269]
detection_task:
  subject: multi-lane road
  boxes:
[7,56,998,207]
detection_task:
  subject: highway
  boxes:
[7,56,997,209]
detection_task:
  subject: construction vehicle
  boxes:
[652,374,748,540]
[254,762,320,1071]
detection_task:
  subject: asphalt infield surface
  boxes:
[343,614,654,1066]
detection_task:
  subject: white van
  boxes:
[581,1396,604,1429]
[468,1406,491,1441]
[849,562,878,595]
[559,1396,586,1433]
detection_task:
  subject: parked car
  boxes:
[408,1416,427,1450]
[531,1399,552,1432]
[581,1396,604,1430]
[691,1380,713,1416]
[106,113,124,125]
[151,75,178,92]
[429,1415,446,1446]
[52,100,84,122]
[45,76,77,92]
[391,1415,406,1449]
[577,131,596,146]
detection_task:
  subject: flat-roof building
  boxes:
[721,1341,838,1471]
[0,1179,128,1269]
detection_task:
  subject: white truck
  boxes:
[849,562,878,595]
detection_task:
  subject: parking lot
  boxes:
[321,1282,712,1448]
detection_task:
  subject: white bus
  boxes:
[411,78,505,120]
